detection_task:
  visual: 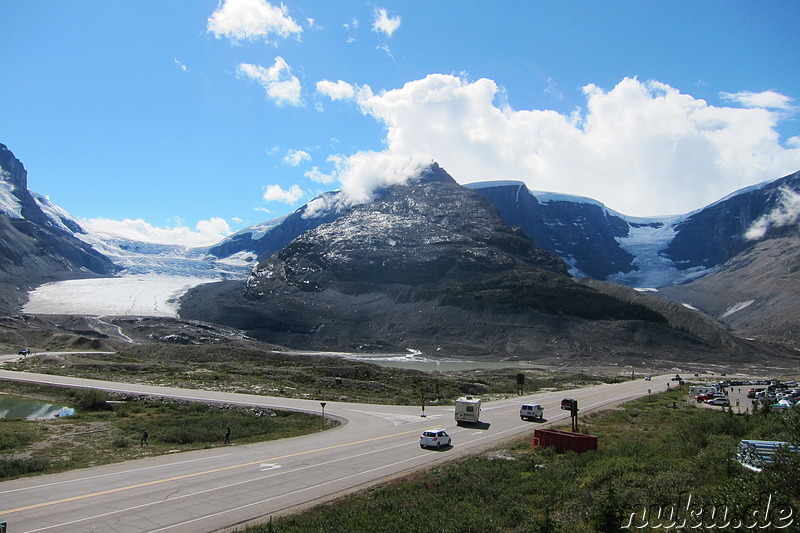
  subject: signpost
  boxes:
[320,402,326,431]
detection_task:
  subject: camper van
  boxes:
[520,404,544,421]
[454,396,481,424]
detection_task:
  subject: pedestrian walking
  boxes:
[224,427,231,445]
[141,428,149,446]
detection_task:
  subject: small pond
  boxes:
[0,395,75,420]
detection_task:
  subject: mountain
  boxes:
[3,140,798,361]
[207,190,344,261]
[178,164,774,365]
[656,172,800,350]
[0,144,118,312]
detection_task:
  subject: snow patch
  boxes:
[23,275,214,317]
[0,180,22,218]
[606,214,711,288]
[720,300,755,319]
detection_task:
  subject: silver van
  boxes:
[520,404,544,421]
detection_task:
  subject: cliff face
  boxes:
[0,144,118,312]
[665,170,800,269]
[470,182,636,279]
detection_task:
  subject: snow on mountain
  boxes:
[23,275,212,317]
[0,180,22,218]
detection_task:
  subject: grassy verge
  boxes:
[0,381,326,481]
[4,344,624,405]
[246,389,800,533]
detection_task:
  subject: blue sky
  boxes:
[2,1,799,246]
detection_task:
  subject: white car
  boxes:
[420,429,451,449]
[706,397,730,406]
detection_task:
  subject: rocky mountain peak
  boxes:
[246,164,567,295]
[0,143,28,191]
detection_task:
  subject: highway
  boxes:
[0,369,672,532]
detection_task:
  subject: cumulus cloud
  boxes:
[207,0,302,43]
[83,217,232,247]
[304,166,336,184]
[372,7,401,37]
[284,149,311,166]
[721,90,795,110]
[745,187,800,240]
[238,58,302,106]
[316,79,356,101]
[263,183,304,203]
[343,74,800,217]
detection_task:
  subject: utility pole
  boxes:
[320,402,326,431]
[571,400,579,432]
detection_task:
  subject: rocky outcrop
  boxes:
[665,170,800,269]
[470,182,636,279]
[0,144,118,312]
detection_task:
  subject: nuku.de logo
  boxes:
[621,492,795,530]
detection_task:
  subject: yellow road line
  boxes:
[1,426,427,514]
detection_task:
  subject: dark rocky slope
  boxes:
[0,144,118,312]
[180,165,776,366]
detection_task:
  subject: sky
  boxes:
[2,1,800,246]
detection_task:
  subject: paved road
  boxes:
[0,370,672,532]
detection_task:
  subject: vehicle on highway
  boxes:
[561,398,576,410]
[520,404,544,421]
[706,397,730,406]
[420,429,451,449]
[18,348,29,355]
[455,396,481,424]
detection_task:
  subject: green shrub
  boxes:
[71,389,111,411]
[0,457,49,478]
[0,429,33,451]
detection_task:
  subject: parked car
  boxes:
[706,397,730,406]
[520,404,544,421]
[696,393,718,402]
[420,429,451,449]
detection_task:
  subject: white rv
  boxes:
[454,396,481,424]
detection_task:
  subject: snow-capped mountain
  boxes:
[3,137,800,350]
[468,170,800,289]
[0,143,117,311]
[0,143,256,314]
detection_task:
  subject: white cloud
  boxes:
[316,79,356,101]
[174,58,189,73]
[207,0,302,43]
[745,187,800,240]
[342,74,800,217]
[238,58,302,106]
[372,8,401,37]
[263,183,304,203]
[721,90,795,110]
[284,149,311,166]
[83,217,232,247]
[304,166,336,184]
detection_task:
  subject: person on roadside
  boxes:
[141,428,149,446]
[224,427,231,445]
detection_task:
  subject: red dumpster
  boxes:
[533,428,597,454]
